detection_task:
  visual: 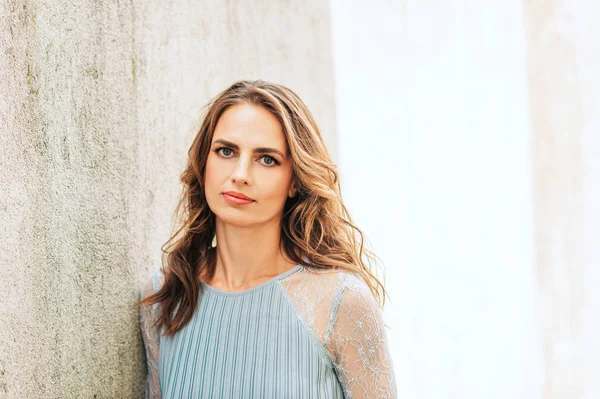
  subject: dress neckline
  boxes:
[199,264,303,297]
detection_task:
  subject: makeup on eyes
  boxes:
[212,139,283,166]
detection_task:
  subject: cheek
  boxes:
[204,158,222,201]
[261,170,292,201]
[205,156,224,186]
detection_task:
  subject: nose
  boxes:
[231,154,252,186]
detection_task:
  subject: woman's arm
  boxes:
[329,274,397,399]
[139,271,163,399]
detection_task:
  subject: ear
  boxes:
[288,182,297,198]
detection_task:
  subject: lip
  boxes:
[223,191,253,201]
[222,192,255,206]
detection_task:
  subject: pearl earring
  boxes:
[211,234,217,248]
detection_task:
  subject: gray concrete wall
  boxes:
[0,1,337,397]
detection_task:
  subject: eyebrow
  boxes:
[212,139,287,159]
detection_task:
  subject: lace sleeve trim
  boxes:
[328,273,397,398]
[140,268,164,399]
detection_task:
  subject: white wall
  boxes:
[330,1,541,397]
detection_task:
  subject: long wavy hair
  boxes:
[138,80,388,336]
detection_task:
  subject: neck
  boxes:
[207,217,297,291]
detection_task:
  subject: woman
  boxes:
[138,80,397,398]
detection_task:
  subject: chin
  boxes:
[213,207,261,228]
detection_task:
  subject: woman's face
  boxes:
[204,102,295,228]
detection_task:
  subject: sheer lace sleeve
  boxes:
[328,273,397,399]
[139,269,164,399]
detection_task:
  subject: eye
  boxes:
[215,147,234,157]
[260,155,280,166]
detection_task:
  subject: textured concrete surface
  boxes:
[0,0,336,397]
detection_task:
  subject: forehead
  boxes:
[212,103,288,152]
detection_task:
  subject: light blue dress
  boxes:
[139,264,397,398]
